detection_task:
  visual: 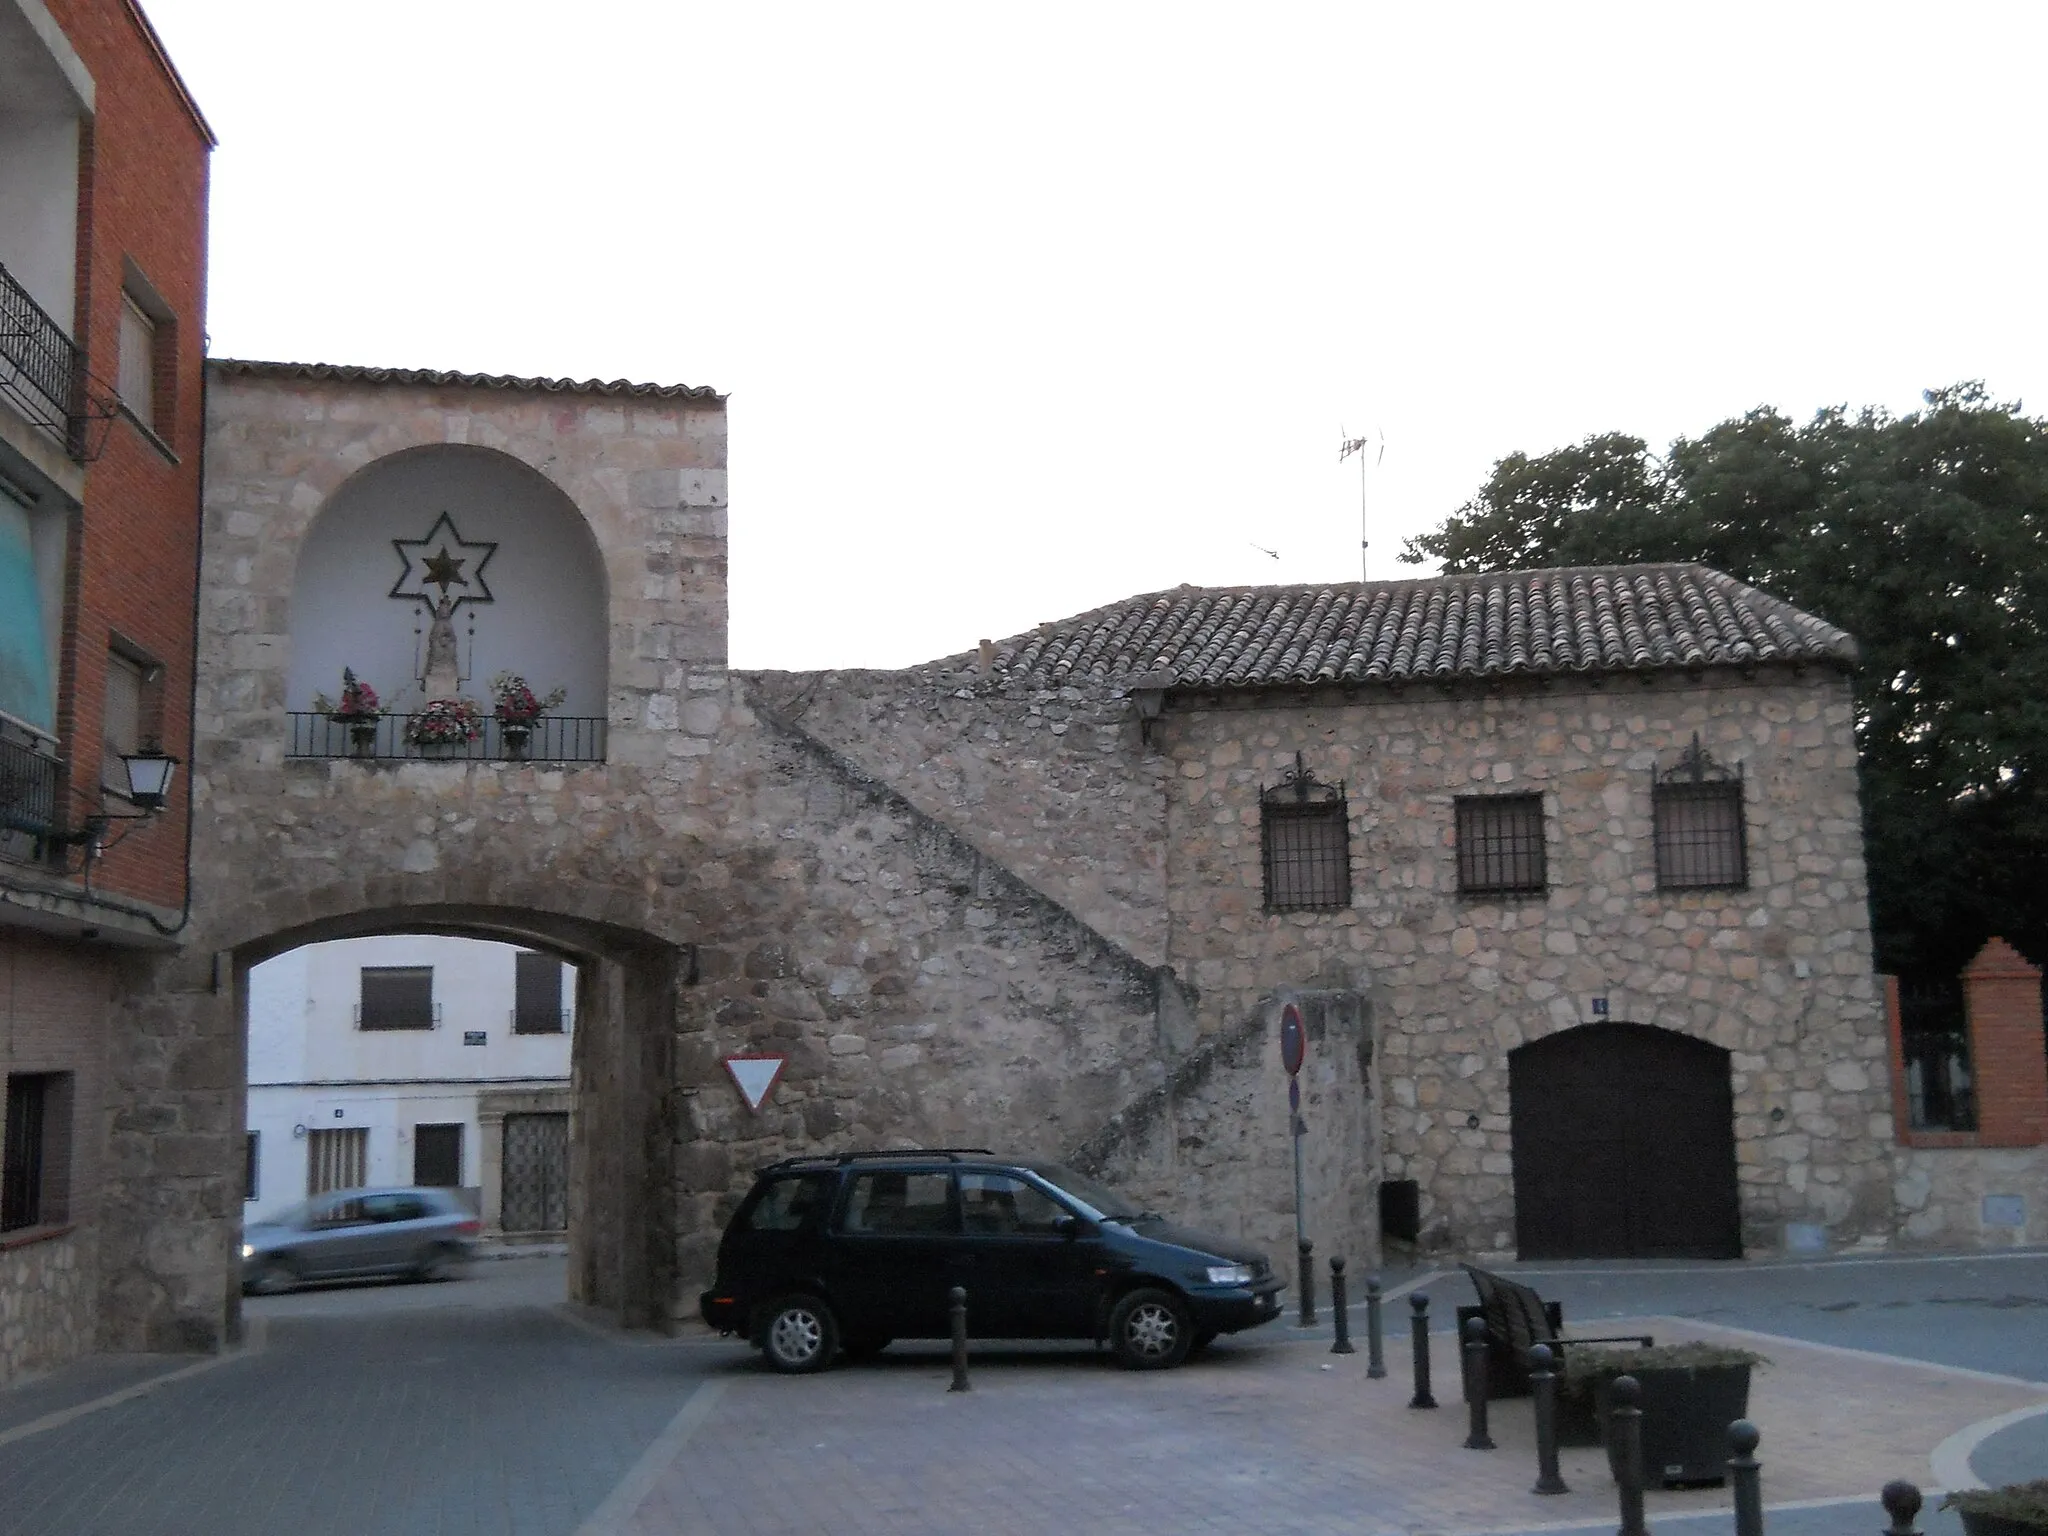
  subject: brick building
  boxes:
[0,0,211,1384]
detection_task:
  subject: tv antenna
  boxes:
[1339,428,1384,582]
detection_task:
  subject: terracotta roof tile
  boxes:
[210,358,723,403]
[993,565,1855,689]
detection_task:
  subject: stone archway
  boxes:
[226,902,687,1341]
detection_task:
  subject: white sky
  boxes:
[142,1,2048,671]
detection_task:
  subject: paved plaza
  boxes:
[0,1251,2042,1535]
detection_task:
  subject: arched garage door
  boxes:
[1509,1023,1741,1260]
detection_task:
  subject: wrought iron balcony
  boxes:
[286,713,607,764]
[0,259,84,460]
[0,728,62,861]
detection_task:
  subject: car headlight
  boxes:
[1203,1264,1254,1286]
[241,1244,254,1260]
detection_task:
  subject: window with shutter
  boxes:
[513,951,566,1033]
[358,966,435,1029]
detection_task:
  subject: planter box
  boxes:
[1596,1363,1752,1487]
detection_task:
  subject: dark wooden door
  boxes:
[1509,1023,1740,1260]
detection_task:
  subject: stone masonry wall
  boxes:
[0,1231,94,1388]
[749,665,1171,964]
[1155,669,1889,1254]
[117,370,1336,1351]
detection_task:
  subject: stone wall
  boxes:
[0,1230,93,1388]
[1891,1147,2048,1248]
[1153,671,1888,1254]
[774,655,1890,1256]
[748,665,1171,963]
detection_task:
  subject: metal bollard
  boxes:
[1298,1239,1317,1327]
[1330,1257,1355,1354]
[1728,1420,1763,1536]
[948,1285,970,1393]
[1462,1315,1496,1450]
[1880,1481,1924,1536]
[1365,1276,1387,1378]
[1408,1291,1437,1409]
[1609,1375,1649,1536]
[1528,1343,1568,1495]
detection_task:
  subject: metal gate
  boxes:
[501,1113,569,1232]
[306,1127,367,1195]
[1509,1022,1741,1260]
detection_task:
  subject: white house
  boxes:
[244,935,573,1240]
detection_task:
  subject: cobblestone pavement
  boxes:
[0,1251,2041,1535]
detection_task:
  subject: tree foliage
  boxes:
[1404,385,2048,976]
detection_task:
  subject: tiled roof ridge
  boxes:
[983,563,1856,689]
[209,358,724,402]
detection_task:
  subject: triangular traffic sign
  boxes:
[723,1054,786,1113]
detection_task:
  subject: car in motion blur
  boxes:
[242,1186,481,1294]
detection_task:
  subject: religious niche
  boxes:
[388,513,495,753]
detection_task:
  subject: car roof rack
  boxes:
[757,1147,997,1173]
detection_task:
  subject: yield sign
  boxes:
[723,1055,786,1113]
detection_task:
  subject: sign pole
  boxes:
[1281,1003,1313,1324]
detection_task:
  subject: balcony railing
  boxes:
[286,713,607,764]
[0,259,84,460]
[0,729,62,844]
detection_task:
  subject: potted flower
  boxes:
[405,697,483,758]
[1944,1481,2048,1536]
[489,672,566,760]
[1563,1341,1766,1487]
[311,668,383,756]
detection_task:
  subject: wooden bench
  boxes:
[1457,1263,1655,1400]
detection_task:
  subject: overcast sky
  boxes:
[142,1,2048,671]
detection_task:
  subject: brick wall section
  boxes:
[1961,938,2048,1147]
[40,0,212,910]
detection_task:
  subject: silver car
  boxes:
[241,1186,480,1294]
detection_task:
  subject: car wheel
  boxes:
[758,1296,838,1375]
[245,1257,300,1296]
[839,1332,892,1363]
[414,1244,469,1283]
[1108,1288,1193,1370]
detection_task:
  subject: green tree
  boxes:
[1404,385,2048,977]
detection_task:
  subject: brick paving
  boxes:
[608,1320,2048,1536]
[0,1255,2044,1535]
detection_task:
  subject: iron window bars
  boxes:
[1261,752,1351,911]
[1654,734,1747,890]
[1456,793,1547,895]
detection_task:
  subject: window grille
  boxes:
[1260,753,1350,912]
[307,1126,367,1195]
[1654,734,1747,889]
[358,966,435,1029]
[1455,794,1547,895]
[1898,976,1975,1132]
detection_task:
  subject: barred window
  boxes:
[1261,754,1350,911]
[1455,794,1547,895]
[1654,734,1746,890]
[1654,781,1747,889]
[358,966,435,1029]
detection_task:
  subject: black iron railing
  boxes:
[1898,975,1975,1132]
[0,259,83,459]
[286,712,607,763]
[0,730,62,844]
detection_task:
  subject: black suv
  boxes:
[699,1149,1285,1372]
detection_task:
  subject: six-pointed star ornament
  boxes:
[390,512,498,607]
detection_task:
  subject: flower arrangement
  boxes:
[310,667,382,722]
[489,672,567,726]
[405,697,484,746]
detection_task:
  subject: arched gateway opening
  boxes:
[228,903,686,1341]
[1508,1022,1741,1260]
